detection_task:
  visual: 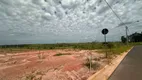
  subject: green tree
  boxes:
[121,36,127,43]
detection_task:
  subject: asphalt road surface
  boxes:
[109,45,142,80]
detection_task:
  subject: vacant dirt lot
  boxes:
[0,49,108,80]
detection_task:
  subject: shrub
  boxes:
[84,61,100,70]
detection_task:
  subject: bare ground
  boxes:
[0,49,108,80]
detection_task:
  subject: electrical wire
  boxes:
[103,0,126,27]
[103,0,130,42]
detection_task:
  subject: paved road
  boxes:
[109,45,142,80]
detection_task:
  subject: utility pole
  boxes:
[125,26,128,45]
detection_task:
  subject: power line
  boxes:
[103,0,141,27]
[103,0,125,25]
[103,0,129,44]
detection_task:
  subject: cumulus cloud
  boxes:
[0,0,142,45]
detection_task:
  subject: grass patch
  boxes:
[111,46,132,55]
[0,48,30,54]
[96,44,132,59]
[53,53,71,56]
[0,42,140,55]
[97,45,131,55]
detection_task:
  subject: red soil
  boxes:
[0,50,105,80]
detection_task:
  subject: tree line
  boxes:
[121,32,142,43]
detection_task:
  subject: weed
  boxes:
[37,53,45,59]
[36,71,44,75]
[24,71,43,80]
[25,74,35,80]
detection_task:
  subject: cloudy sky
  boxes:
[0,0,142,45]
